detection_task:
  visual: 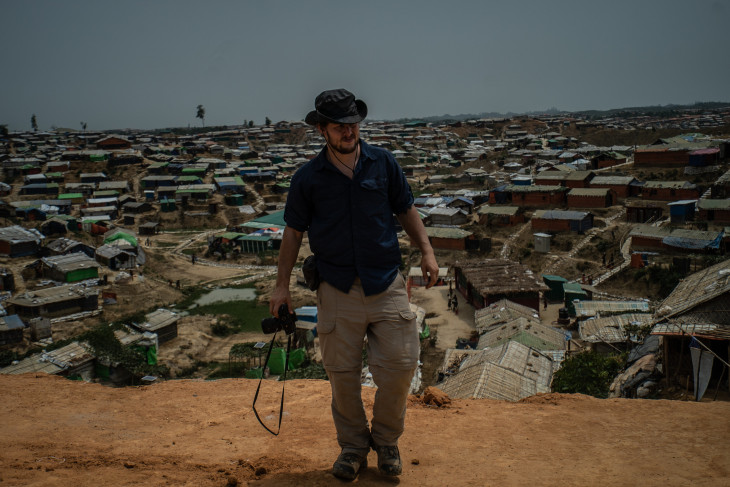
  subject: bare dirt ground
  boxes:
[1,373,729,487]
[410,285,475,349]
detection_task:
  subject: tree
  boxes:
[196,105,205,127]
[80,121,87,134]
[265,116,271,126]
[31,114,38,132]
[0,125,8,138]
[248,120,254,128]
[551,351,624,398]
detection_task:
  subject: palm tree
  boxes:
[196,105,205,127]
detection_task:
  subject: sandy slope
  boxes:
[1,374,729,486]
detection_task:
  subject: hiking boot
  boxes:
[374,445,402,476]
[332,451,368,480]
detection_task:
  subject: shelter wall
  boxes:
[635,150,689,167]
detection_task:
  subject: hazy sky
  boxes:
[2,0,729,131]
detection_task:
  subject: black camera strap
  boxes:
[252,331,292,436]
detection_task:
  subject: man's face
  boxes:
[321,123,359,154]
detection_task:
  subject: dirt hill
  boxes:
[1,374,728,486]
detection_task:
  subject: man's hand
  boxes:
[397,206,439,288]
[269,285,293,318]
[421,252,439,289]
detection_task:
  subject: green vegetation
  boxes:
[552,351,625,398]
[283,361,328,380]
[196,104,205,127]
[632,264,683,299]
[182,285,270,335]
[81,323,168,378]
[0,350,19,368]
[624,323,653,342]
[594,237,612,254]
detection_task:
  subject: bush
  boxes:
[551,351,624,398]
[211,322,232,336]
[0,350,18,368]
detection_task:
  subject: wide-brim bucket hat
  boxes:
[305,89,367,125]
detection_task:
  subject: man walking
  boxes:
[269,89,438,480]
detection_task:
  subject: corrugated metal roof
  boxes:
[141,309,179,332]
[533,210,590,220]
[477,205,520,216]
[424,227,473,239]
[505,184,569,193]
[8,284,99,307]
[568,188,610,197]
[0,225,44,243]
[429,207,462,217]
[697,199,730,210]
[41,253,100,273]
[0,341,92,375]
[643,181,696,189]
[590,176,636,186]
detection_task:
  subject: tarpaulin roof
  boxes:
[104,232,138,247]
[663,230,723,250]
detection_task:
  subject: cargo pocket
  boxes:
[389,275,416,321]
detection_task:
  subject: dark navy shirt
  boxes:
[284,140,414,296]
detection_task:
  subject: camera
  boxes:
[261,304,298,335]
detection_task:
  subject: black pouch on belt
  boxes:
[302,255,320,291]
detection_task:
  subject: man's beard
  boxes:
[329,137,358,155]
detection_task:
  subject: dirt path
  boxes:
[410,285,476,349]
[2,374,728,487]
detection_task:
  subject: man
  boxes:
[269,89,438,480]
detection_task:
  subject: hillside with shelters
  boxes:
[0,105,729,408]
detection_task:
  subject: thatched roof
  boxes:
[454,259,548,296]
[474,299,540,333]
[656,259,730,324]
[579,313,654,343]
[437,341,554,402]
[477,317,567,351]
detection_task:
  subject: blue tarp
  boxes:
[663,231,723,250]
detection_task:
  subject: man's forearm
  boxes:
[397,206,434,256]
[276,226,304,287]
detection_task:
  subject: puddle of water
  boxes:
[192,288,257,307]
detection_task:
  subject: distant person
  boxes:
[269,89,438,480]
[451,295,459,315]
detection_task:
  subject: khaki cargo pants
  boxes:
[317,275,419,454]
